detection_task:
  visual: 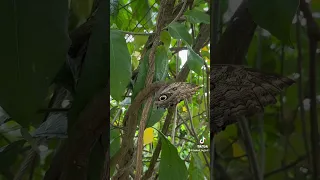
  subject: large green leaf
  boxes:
[188,153,205,180]
[110,128,121,176]
[0,0,69,127]
[132,46,168,99]
[184,9,210,24]
[68,0,109,128]
[110,129,121,158]
[110,30,132,101]
[168,22,193,45]
[146,108,166,128]
[248,0,299,45]
[160,31,171,50]
[187,47,204,75]
[157,129,188,180]
[264,145,284,179]
[111,6,132,30]
[70,0,93,31]
[155,46,169,81]
[131,0,153,28]
[71,0,93,22]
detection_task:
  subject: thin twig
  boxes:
[256,27,265,180]
[184,99,210,168]
[118,30,154,36]
[308,29,319,179]
[171,105,178,144]
[296,9,310,164]
[264,155,307,178]
[238,117,262,180]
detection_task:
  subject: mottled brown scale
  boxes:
[154,82,201,108]
[211,65,295,133]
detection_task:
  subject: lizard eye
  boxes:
[159,95,167,101]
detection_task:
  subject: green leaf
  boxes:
[131,0,153,28]
[0,140,26,171]
[220,0,229,15]
[264,145,284,179]
[188,153,205,180]
[160,31,171,50]
[134,35,148,50]
[187,47,204,75]
[285,84,298,109]
[214,136,234,158]
[155,46,169,81]
[71,0,93,23]
[111,7,132,30]
[110,129,121,158]
[132,51,149,100]
[68,0,109,128]
[110,30,132,101]
[168,22,193,45]
[156,129,188,180]
[132,46,168,99]
[184,9,210,24]
[146,108,166,128]
[0,0,69,127]
[248,0,299,45]
[110,128,121,176]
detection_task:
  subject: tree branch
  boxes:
[299,0,320,40]
[264,155,307,178]
[58,89,108,180]
[211,0,256,65]
[300,0,320,178]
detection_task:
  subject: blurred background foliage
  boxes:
[0,0,108,179]
[213,0,320,180]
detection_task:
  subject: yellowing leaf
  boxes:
[143,128,154,145]
[201,46,208,51]
[182,106,187,112]
[232,141,246,159]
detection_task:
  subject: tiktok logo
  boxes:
[196,136,208,150]
[199,136,206,144]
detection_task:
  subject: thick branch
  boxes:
[58,88,108,180]
[211,0,256,65]
[110,82,167,168]
[210,0,258,179]
[44,2,103,179]
[300,0,320,178]
[299,0,320,41]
